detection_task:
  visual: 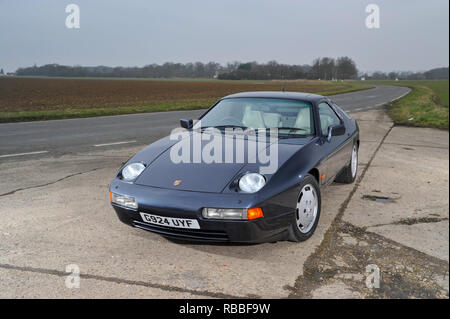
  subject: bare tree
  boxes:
[335,57,358,79]
[310,57,336,80]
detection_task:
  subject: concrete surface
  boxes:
[371,221,449,262]
[0,268,209,299]
[311,281,362,299]
[291,121,449,299]
[343,126,449,262]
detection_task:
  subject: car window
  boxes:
[318,102,341,135]
[331,102,351,120]
[197,98,315,135]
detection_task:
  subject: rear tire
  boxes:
[288,174,321,242]
[335,143,358,184]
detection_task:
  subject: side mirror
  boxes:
[180,119,193,129]
[327,124,346,141]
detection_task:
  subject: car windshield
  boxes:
[197,98,315,135]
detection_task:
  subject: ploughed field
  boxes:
[0,77,368,122]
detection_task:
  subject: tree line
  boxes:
[15,62,224,79]
[7,59,448,80]
[13,57,358,80]
[361,67,449,80]
[219,57,358,80]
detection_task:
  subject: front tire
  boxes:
[335,143,358,184]
[288,174,321,242]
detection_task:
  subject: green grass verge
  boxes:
[363,80,449,130]
[0,81,371,123]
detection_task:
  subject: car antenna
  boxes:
[281,74,286,92]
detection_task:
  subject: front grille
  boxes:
[132,221,229,241]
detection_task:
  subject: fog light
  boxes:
[202,207,263,220]
[110,192,138,209]
[202,208,246,220]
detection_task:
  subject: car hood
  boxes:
[132,131,310,193]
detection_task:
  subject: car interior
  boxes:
[198,98,315,135]
[317,102,341,135]
[240,103,314,134]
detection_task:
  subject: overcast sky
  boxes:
[0,0,448,73]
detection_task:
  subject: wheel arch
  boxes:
[307,167,320,183]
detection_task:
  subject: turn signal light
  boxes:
[247,207,263,220]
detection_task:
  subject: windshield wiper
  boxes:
[262,127,309,139]
[271,127,307,132]
[198,126,308,139]
[200,125,249,130]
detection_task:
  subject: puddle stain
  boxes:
[362,194,394,203]
[394,217,448,226]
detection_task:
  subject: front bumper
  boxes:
[110,179,294,243]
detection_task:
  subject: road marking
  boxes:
[93,140,137,147]
[372,89,411,108]
[391,89,412,102]
[344,87,412,113]
[0,151,49,158]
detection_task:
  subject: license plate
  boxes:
[140,212,200,229]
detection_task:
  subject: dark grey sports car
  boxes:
[110,91,359,243]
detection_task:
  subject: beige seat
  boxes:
[242,108,265,128]
[320,114,333,135]
[263,113,281,128]
[294,108,312,133]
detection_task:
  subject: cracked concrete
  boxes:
[0,147,136,197]
[0,263,236,298]
[343,125,449,263]
[0,167,106,197]
[289,221,449,298]
[370,217,449,228]
[289,119,449,298]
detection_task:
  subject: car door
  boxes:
[317,101,350,183]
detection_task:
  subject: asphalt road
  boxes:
[0,85,410,159]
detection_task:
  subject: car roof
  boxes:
[222,91,325,103]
